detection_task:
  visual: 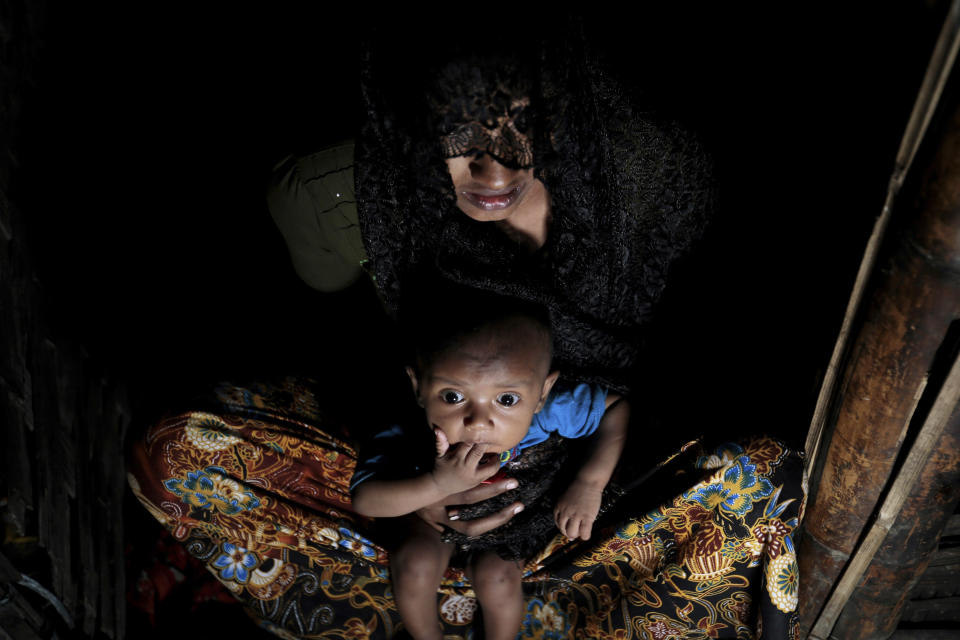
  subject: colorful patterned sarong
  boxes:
[127,377,805,639]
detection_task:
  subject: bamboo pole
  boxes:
[829,401,960,639]
[798,5,960,632]
[808,354,960,639]
[803,0,960,478]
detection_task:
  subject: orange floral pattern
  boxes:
[128,377,804,638]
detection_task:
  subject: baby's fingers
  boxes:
[434,428,450,457]
[465,442,487,465]
[449,441,482,464]
[578,517,593,541]
[554,511,571,539]
[555,508,591,541]
[476,452,501,480]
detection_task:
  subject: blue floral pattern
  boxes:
[684,456,774,517]
[163,466,261,515]
[337,527,377,559]
[212,543,258,584]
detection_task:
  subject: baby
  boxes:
[350,288,629,640]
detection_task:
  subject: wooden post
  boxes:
[829,401,960,639]
[798,73,960,635]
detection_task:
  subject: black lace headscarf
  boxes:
[356,18,714,394]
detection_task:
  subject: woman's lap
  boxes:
[127,376,804,639]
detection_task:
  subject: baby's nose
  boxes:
[463,405,493,430]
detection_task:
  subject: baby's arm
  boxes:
[554,394,629,540]
[352,434,501,518]
[352,474,451,518]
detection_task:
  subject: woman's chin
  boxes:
[457,199,515,222]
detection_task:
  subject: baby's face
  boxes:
[408,319,558,457]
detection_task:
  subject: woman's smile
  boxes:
[461,184,523,211]
[445,154,551,249]
[446,153,539,222]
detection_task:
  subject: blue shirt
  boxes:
[517,383,608,451]
[350,383,608,492]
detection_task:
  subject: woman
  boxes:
[129,20,804,639]
[356,30,713,396]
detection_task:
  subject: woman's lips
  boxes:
[462,185,521,211]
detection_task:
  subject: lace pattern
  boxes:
[357,23,715,393]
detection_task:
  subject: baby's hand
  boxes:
[431,428,500,495]
[554,483,604,541]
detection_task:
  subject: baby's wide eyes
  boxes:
[496,393,520,407]
[441,390,464,404]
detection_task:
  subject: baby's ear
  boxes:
[535,370,560,412]
[405,366,423,406]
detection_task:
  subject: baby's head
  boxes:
[403,283,559,456]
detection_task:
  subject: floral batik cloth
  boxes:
[127,377,805,639]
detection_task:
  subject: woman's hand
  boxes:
[430,428,501,495]
[415,477,524,537]
[554,482,603,541]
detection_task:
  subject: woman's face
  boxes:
[445,153,547,223]
[433,69,550,240]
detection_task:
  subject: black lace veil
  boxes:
[356,17,714,392]
[430,56,536,169]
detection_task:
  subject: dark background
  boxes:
[4,2,949,636]
[11,2,944,434]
